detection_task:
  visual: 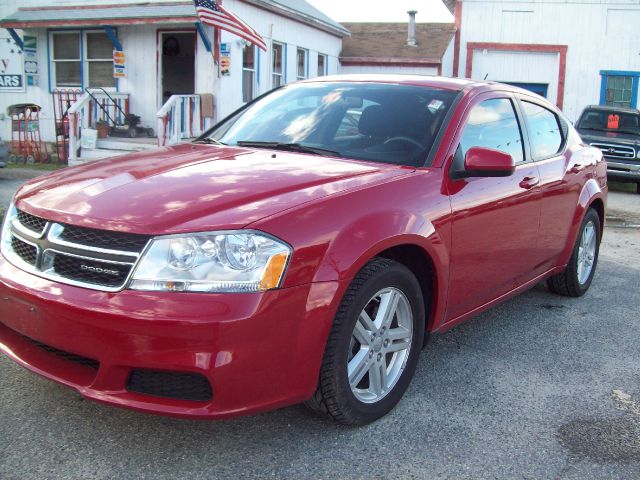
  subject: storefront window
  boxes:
[52,32,81,87]
[272,42,284,88]
[50,30,116,89]
[243,44,256,103]
[317,54,327,77]
[296,48,307,81]
[604,75,633,108]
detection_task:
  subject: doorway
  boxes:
[159,31,196,107]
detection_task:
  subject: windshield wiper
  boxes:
[193,137,226,145]
[236,141,341,157]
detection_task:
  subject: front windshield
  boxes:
[578,109,640,136]
[204,82,458,167]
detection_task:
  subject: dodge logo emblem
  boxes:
[80,264,120,276]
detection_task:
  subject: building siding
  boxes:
[456,0,640,120]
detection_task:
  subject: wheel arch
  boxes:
[375,243,439,340]
[558,178,606,266]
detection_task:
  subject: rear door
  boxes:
[516,96,577,272]
[445,93,542,322]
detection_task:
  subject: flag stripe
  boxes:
[198,15,266,49]
[193,0,267,51]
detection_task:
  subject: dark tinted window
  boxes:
[207,82,457,167]
[522,101,563,158]
[459,98,524,163]
[577,109,640,136]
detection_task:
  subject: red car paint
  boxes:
[0,76,606,418]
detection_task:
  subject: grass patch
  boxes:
[5,162,65,172]
[609,181,638,194]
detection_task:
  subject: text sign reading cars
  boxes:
[0,33,25,92]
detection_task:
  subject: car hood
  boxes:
[15,144,410,234]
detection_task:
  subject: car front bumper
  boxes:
[607,160,640,182]
[0,257,340,418]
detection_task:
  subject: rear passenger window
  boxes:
[459,98,524,164]
[521,101,563,158]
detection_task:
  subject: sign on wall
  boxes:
[0,33,25,91]
[113,50,126,78]
[23,35,38,87]
[220,42,231,76]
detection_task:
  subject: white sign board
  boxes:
[80,128,98,150]
[0,33,25,92]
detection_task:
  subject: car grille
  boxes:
[17,210,47,235]
[2,209,151,292]
[126,369,213,402]
[590,142,636,160]
[11,236,37,266]
[59,225,150,253]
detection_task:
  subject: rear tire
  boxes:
[547,208,601,297]
[305,258,425,425]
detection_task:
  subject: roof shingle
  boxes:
[340,22,455,63]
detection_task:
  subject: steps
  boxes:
[69,137,158,166]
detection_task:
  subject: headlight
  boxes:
[129,231,291,293]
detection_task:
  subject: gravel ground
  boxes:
[0,173,639,479]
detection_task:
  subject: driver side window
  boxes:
[459,98,525,164]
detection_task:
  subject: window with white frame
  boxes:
[51,32,81,88]
[317,53,327,77]
[296,48,307,81]
[242,44,257,103]
[50,30,116,90]
[272,42,284,88]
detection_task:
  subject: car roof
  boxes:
[580,104,640,115]
[300,74,481,92]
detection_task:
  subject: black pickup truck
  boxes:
[576,105,640,193]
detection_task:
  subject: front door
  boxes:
[445,94,542,322]
[159,31,196,107]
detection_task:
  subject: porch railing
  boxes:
[67,90,130,163]
[157,95,203,147]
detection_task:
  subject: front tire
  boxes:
[547,208,601,297]
[306,258,425,425]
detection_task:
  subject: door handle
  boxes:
[519,176,539,189]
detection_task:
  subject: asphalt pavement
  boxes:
[1,172,640,479]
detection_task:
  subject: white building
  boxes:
[447,0,640,121]
[0,0,347,163]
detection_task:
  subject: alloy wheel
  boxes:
[347,287,413,403]
[577,220,597,285]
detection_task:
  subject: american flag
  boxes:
[193,0,267,51]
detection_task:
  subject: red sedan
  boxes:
[0,76,606,425]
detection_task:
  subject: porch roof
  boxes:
[0,2,199,28]
[0,1,349,37]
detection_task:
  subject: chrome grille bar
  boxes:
[2,209,150,292]
[590,142,636,160]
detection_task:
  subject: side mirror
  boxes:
[462,146,515,178]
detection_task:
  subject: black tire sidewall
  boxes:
[331,263,425,424]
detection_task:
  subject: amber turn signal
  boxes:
[259,252,289,290]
